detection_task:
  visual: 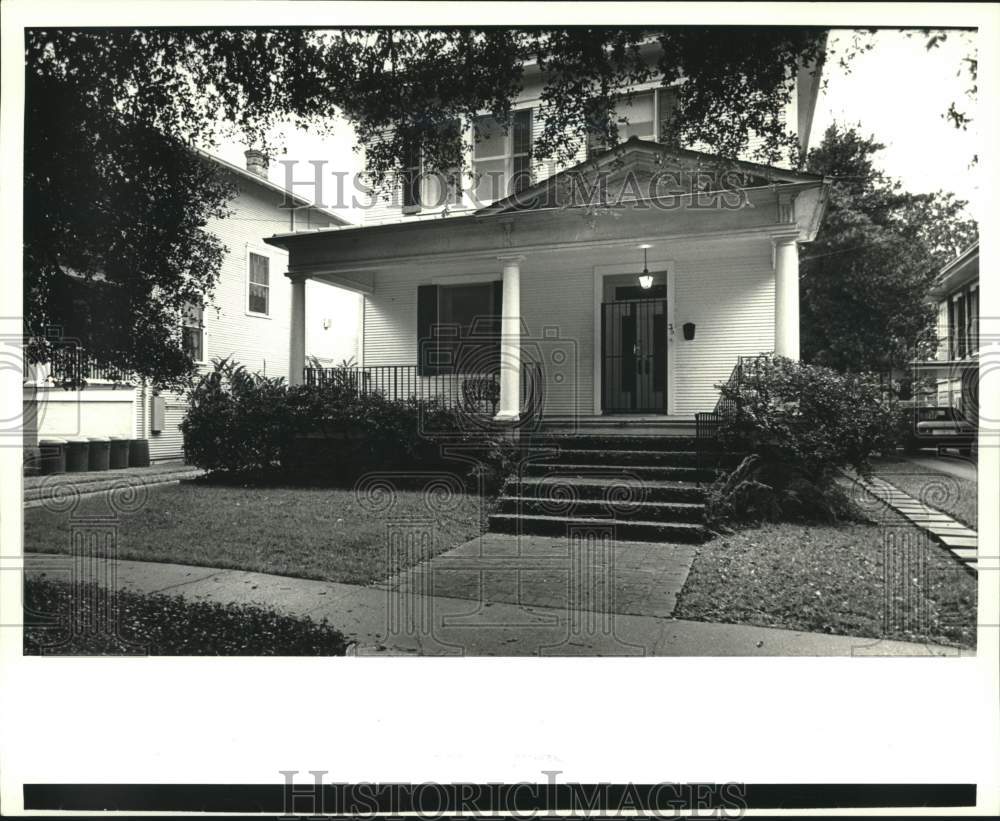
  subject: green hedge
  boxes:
[708,356,894,524]
[181,358,517,491]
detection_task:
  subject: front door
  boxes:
[601,299,667,413]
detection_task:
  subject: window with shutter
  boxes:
[417,281,502,375]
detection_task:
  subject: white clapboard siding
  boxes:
[671,243,776,415]
[361,239,774,417]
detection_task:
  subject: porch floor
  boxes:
[537,414,696,436]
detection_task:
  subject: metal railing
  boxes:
[303,363,543,417]
[38,346,133,386]
[695,353,771,475]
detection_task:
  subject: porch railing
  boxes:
[695,353,771,475]
[32,345,133,386]
[303,363,543,418]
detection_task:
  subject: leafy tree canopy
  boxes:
[800,124,978,374]
[27,26,970,384]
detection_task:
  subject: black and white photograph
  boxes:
[1,0,997,815]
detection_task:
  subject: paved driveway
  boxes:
[900,454,977,483]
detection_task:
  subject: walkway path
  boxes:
[900,454,977,483]
[24,463,203,509]
[854,474,980,572]
[22,551,967,657]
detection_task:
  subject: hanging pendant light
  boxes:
[638,244,654,290]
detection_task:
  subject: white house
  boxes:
[913,241,980,413]
[263,56,828,429]
[25,149,362,461]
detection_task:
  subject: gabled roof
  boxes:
[198,150,350,225]
[476,136,825,216]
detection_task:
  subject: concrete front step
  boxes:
[520,462,719,483]
[532,447,699,467]
[496,496,705,523]
[488,512,711,544]
[506,476,706,503]
[524,434,701,452]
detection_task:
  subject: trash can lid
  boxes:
[39,437,68,444]
[64,436,90,443]
[108,435,129,440]
[87,436,110,442]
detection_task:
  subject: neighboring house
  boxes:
[912,241,980,415]
[25,149,361,461]
[263,55,828,426]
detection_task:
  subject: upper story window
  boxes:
[182,302,204,362]
[401,125,463,213]
[948,282,979,359]
[472,109,532,202]
[248,252,270,316]
[587,88,677,157]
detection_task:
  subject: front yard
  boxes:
[24,481,485,585]
[869,456,977,528]
[24,578,349,655]
[675,503,977,649]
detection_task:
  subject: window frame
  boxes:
[435,278,501,375]
[472,108,533,203]
[181,302,206,364]
[587,86,676,158]
[246,248,272,318]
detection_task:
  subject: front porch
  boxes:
[267,141,829,427]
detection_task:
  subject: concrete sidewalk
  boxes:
[22,552,969,657]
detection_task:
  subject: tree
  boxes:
[799,124,978,374]
[26,27,828,383]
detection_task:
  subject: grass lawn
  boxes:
[869,456,977,529]
[24,578,348,655]
[675,502,977,649]
[24,482,485,585]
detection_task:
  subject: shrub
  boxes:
[182,359,515,489]
[181,357,294,472]
[24,578,348,656]
[710,356,891,524]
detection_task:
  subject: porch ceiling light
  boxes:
[638,244,654,289]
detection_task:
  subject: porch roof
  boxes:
[264,141,829,290]
[475,136,826,216]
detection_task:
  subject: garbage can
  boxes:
[88,437,111,471]
[24,446,43,477]
[109,436,130,469]
[65,437,90,472]
[128,438,150,468]
[38,438,67,475]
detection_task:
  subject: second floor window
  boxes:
[182,302,204,362]
[248,252,270,315]
[948,283,979,359]
[587,88,677,157]
[401,125,463,212]
[473,109,532,202]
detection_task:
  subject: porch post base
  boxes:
[491,412,521,442]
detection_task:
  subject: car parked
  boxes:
[906,406,976,456]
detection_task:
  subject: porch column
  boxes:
[774,237,800,360]
[288,274,307,385]
[495,254,524,422]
